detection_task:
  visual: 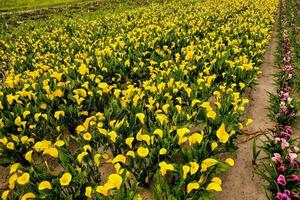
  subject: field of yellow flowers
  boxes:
[0,0,278,199]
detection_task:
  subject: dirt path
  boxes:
[215,16,279,200]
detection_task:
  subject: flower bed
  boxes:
[0,0,279,199]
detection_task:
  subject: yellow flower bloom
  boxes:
[207,110,216,120]
[83,144,92,152]
[21,192,36,200]
[182,165,190,179]
[108,173,123,189]
[159,161,174,176]
[10,163,20,174]
[38,181,52,190]
[190,162,199,175]
[94,153,101,166]
[246,118,253,126]
[21,136,29,144]
[1,190,9,200]
[14,116,22,126]
[201,102,212,111]
[137,147,149,158]
[225,158,235,166]
[153,129,163,138]
[187,182,200,193]
[83,132,92,141]
[78,63,89,76]
[6,142,14,150]
[8,173,18,189]
[17,173,30,185]
[216,123,229,143]
[141,134,151,145]
[76,125,86,133]
[54,111,65,120]
[175,105,182,113]
[96,185,109,196]
[125,137,134,149]
[43,147,59,158]
[177,127,189,145]
[53,89,63,97]
[206,182,222,192]
[60,172,72,186]
[54,140,65,147]
[201,158,219,172]
[136,113,145,125]
[126,150,135,158]
[77,152,88,163]
[159,148,167,155]
[211,141,218,151]
[85,186,92,198]
[162,104,170,114]
[34,113,41,122]
[188,133,203,146]
[211,177,222,185]
[112,154,126,164]
[177,128,190,136]
[0,137,7,145]
[191,99,201,107]
[25,150,33,162]
[108,131,117,142]
[155,114,168,125]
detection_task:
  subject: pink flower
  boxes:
[276,192,291,200]
[277,175,287,186]
[286,153,297,163]
[272,153,282,164]
[278,165,286,173]
[284,126,293,135]
[280,138,290,149]
[290,191,299,198]
[288,174,300,182]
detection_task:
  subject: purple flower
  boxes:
[277,175,287,186]
[276,192,291,200]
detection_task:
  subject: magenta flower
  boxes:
[277,175,287,186]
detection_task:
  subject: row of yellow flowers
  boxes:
[0,0,278,199]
